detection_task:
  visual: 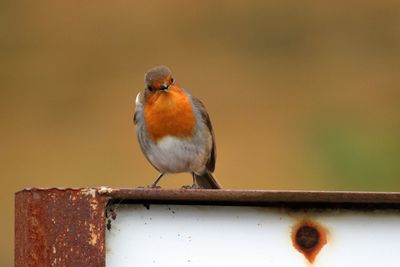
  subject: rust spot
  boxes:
[15,188,109,267]
[291,220,328,264]
[105,206,117,230]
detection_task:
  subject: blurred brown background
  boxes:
[2,0,400,265]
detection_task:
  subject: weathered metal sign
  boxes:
[106,204,400,267]
[15,188,400,267]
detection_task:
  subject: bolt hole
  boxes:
[295,225,320,250]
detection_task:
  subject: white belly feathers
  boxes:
[146,135,207,174]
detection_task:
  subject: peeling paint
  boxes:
[89,223,98,246]
[81,188,97,198]
[98,186,114,194]
[90,198,99,211]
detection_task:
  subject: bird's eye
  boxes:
[147,85,152,91]
[170,77,174,83]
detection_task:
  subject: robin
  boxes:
[134,65,221,189]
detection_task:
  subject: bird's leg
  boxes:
[147,173,164,188]
[192,173,198,188]
[182,173,200,189]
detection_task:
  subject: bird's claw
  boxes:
[148,184,161,189]
[181,184,202,189]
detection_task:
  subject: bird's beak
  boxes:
[160,83,169,91]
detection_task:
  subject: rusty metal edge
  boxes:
[104,188,400,206]
[17,187,400,204]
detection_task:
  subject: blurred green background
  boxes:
[2,0,400,265]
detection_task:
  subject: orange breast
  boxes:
[144,86,196,142]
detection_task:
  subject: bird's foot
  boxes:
[181,184,202,189]
[147,183,161,189]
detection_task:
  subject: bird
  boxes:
[134,65,221,189]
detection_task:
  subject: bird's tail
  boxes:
[194,172,222,189]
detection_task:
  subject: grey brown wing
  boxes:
[191,96,216,173]
[133,92,162,172]
[133,92,143,125]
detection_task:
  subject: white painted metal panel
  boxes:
[106,204,400,267]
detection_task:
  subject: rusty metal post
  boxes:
[15,188,109,267]
[15,187,400,266]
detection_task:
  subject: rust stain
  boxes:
[105,205,118,231]
[15,188,109,267]
[291,219,328,264]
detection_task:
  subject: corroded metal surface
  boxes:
[103,188,400,208]
[291,220,328,263]
[15,188,109,267]
[15,187,400,266]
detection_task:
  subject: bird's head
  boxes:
[144,65,175,93]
